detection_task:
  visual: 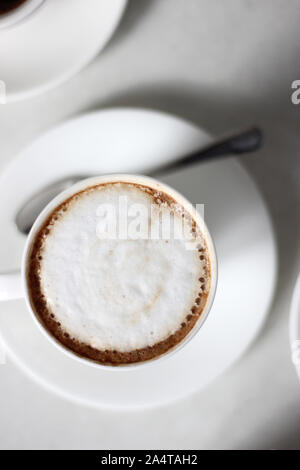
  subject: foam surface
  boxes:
[33,183,209,355]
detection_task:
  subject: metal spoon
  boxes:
[15,126,263,235]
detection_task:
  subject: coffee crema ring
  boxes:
[27,181,211,366]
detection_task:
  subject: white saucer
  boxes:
[290,274,300,381]
[0,109,277,409]
[0,0,127,102]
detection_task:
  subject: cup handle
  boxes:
[0,271,23,301]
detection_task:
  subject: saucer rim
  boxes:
[2,0,128,103]
[290,273,300,381]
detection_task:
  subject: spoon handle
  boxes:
[15,126,263,235]
[150,126,263,177]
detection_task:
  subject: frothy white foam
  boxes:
[39,183,208,352]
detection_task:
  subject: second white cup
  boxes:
[0,0,45,30]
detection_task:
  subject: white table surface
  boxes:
[0,0,300,450]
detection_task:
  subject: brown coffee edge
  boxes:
[27,181,212,366]
[0,0,28,15]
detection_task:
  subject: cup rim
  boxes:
[0,0,45,30]
[22,174,218,371]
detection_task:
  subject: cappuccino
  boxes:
[27,178,213,366]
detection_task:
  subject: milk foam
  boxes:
[38,183,208,352]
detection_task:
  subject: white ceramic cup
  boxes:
[0,0,45,30]
[0,175,217,369]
